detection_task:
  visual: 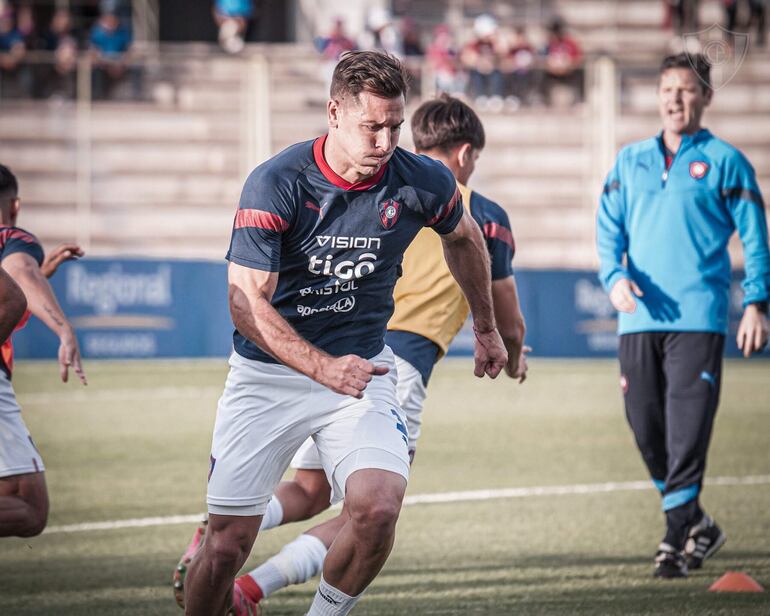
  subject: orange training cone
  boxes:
[709,572,765,592]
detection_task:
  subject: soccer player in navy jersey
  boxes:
[174,95,527,614]
[183,52,507,616]
[597,54,769,578]
[0,164,87,539]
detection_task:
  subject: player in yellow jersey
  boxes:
[172,95,528,614]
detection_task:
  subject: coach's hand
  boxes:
[473,327,508,379]
[737,304,769,358]
[59,328,87,385]
[317,354,388,399]
[610,278,643,313]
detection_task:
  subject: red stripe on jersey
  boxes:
[0,227,37,246]
[312,135,388,191]
[426,188,460,226]
[234,209,289,232]
[484,222,515,251]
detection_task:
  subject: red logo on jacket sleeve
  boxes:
[378,199,401,229]
[689,161,709,179]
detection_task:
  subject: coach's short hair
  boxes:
[660,53,712,92]
[411,94,485,153]
[330,50,409,101]
[0,164,18,205]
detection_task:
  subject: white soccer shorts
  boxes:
[0,371,45,478]
[206,346,410,516]
[291,354,427,469]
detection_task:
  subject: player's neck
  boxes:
[662,125,701,154]
[323,134,377,184]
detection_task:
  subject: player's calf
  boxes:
[0,472,49,538]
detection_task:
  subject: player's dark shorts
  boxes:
[618,332,724,511]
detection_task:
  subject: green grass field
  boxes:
[1,358,769,615]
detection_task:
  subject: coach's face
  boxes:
[328,90,405,179]
[658,68,712,136]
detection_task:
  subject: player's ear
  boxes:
[328,98,340,129]
[457,143,473,167]
[10,198,20,220]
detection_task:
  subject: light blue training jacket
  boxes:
[597,128,770,335]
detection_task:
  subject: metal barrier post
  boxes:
[76,54,92,251]
[241,54,272,179]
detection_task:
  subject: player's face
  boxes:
[331,90,405,178]
[658,68,712,136]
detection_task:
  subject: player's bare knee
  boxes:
[349,497,401,544]
[18,506,48,537]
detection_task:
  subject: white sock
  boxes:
[258,496,284,531]
[249,533,328,598]
[306,575,361,616]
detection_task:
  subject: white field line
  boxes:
[44,474,770,535]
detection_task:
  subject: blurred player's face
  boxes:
[658,68,712,136]
[327,90,405,181]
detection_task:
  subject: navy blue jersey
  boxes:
[227,136,463,364]
[0,225,44,379]
[468,190,515,280]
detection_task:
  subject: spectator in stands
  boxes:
[461,14,505,111]
[0,5,30,98]
[315,18,356,97]
[500,25,536,110]
[316,17,356,62]
[426,24,464,96]
[90,9,140,100]
[725,0,766,48]
[40,9,78,99]
[542,17,583,107]
[359,7,403,56]
[664,0,700,36]
[213,0,253,54]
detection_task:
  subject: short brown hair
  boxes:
[411,94,485,153]
[330,51,409,101]
[660,52,712,92]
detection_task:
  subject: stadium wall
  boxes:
[12,259,764,361]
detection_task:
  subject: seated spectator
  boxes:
[359,8,403,56]
[316,17,356,62]
[315,17,356,96]
[725,0,766,48]
[500,25,536,109]
[0,6,30,98]
[426,24,465,96]
[213,0,253,54]
[90,10,140,100]
[542,17,583,106]
[40,9,78,99]
[461,14,505,111]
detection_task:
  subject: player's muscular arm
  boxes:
[0,267,27,344]
[440,212,507,378]
[228,262,387,398]
[2,252,86,385]
[492,276,529,382]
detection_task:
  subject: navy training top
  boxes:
[227,136,464,364]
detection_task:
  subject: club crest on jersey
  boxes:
[378,199,401,229]
[689,161,709,179]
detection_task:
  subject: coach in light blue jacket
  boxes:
[596,53,769,580]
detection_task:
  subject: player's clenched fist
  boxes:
[316,354,389,398]
[473,327,508,379]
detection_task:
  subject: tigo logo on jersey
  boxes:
[689,161,709,179]
[378,199,401,229]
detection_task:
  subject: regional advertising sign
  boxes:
[12,260,764,360]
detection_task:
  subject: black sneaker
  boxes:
[684,515,726,569]
[654,542,688,578]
